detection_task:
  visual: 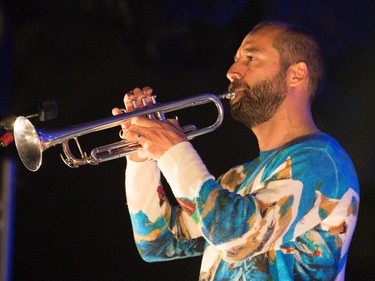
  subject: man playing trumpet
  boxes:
[112,21,359,280]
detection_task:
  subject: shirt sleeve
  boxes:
[125,158,205,262]
[125,159,161,221]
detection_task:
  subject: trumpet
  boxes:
[13,92,234,171]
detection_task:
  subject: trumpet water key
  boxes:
[13,92,234,171]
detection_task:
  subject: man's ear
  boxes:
[287,62,308,87]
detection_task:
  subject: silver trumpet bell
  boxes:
[13,92,234,171]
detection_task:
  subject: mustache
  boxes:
[228,80,250,93]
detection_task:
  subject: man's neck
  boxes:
[252,111,320,151]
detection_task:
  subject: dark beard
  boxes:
[230,72,287,128]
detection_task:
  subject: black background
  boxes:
[1,1,374,280]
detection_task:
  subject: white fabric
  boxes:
[157,141,214,199]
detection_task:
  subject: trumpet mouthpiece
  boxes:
[218,91,235,100]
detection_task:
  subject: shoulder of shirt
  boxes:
[277,133,345,156]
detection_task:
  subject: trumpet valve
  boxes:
[149,95,166,121]
[132,100,138,109]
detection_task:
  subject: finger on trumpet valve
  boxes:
[140,97,157,120]
[147,95,161,120]
[132,100,138,109]
[141,97,148,106]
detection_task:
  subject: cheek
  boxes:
[242,68,265,86]
[251,64,281,84]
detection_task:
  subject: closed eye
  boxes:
[233,55,255,62]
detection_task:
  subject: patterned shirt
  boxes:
[125,133,359,280]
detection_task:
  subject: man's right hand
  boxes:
[112,86,154,162]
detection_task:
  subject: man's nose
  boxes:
[226,63,243,82]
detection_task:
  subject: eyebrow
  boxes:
[234,47,263,61]
[243,47,263,55]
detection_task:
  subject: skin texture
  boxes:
[112,25,320,160]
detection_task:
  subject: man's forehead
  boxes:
[237,27,282,51]
[248,26,282,41]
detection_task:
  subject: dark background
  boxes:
[0,0,374,280]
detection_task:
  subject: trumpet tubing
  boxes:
[13,92,233,171]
